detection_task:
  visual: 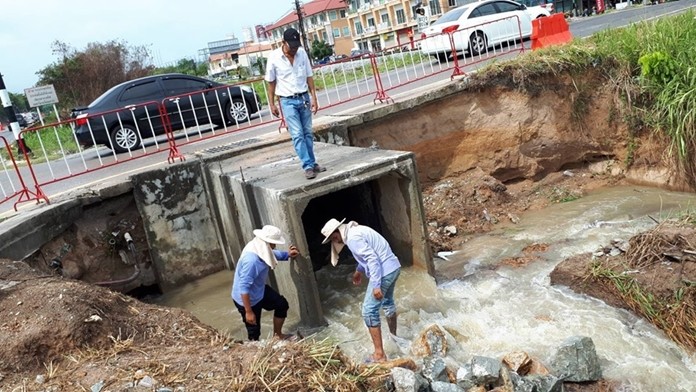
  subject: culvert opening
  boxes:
[301,181,383,272]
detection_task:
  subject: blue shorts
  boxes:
[362,269,400,328]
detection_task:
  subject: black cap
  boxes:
[283,28,302,49]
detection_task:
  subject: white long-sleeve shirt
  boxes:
[344,225,401,289]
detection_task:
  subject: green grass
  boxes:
[548,186,582,203]
[0,125,80,165]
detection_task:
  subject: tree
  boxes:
[152,58,208,77]
[311,40,334,61]
[9,92,29,112]
[36,40,154,111]
[252,57,268,76]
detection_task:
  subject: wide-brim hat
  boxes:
[253,225,286,245]
[321,218,346,244]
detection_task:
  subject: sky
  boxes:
[0,0,298,94]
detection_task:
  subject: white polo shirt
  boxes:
[265,47,313,98]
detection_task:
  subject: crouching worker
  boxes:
[321,218,401,363]
[231,225,299,340]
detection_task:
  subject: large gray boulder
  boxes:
[550,336,602,382]
[431,381,465,392]
[456,356,501,389]
[391,367,430,392]
[422,356,450,383]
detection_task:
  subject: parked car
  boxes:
[71,73,261,153]
[517,0,554,13]
[316,55,334,65]
[349,49,371,58]
[13,109,27,128]
[419,0,550,61]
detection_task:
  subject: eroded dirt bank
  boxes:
[2,65,692,390]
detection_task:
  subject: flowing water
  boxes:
[154,185,696,391]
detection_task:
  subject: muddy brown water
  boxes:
[153,185,696,391]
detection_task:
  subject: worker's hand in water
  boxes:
[352,271,362,285]
[372,287,383,300]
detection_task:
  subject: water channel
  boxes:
[153,185,696,391]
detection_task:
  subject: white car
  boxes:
[420,0,551,61]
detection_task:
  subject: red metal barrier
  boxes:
[0,17,534,212]
[14,101,171,190]
[0,136,48,210]
[156,78,279,153]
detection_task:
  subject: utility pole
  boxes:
[0,73,31,156]
[294,0,312,62]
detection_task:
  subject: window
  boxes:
[381,13,390,24]
[367,17,375,27]
[120,81,161,102]
[161,77,208,96]
[322,31,328,41]
[319,14,326,22]
[448,0,457,6]
[429,0,442,14]
[435,7,468,23]
[355,21,363,34]
[340,9,346,18]
[470,4,497,17]
[396,8,406,24]
[333,28,341,37]
[343,26,351,36]
[495,1,520,12]
[329,10,338,20]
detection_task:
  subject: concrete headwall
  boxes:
[131,160,224,291]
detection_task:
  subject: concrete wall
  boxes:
[131,160,224,291]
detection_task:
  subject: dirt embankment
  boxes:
[1,65,691,390]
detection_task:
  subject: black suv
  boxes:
[71,73,261,153]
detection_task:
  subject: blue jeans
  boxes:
[362,269,400,328]
[280,94,316,171]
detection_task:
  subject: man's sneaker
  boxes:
[313,164,327,173]
[305,168,317,179]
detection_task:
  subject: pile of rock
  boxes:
[593,238,630,258]
[388,325,602,392]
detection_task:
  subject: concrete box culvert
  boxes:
[204,142,433,328]
[0,140,433,330]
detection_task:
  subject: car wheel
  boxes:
[469,31,487,56]
[109,124,141,153]
[225,99,250,124]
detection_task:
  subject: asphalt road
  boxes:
[2,1,695,216]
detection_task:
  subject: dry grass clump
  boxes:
[625,225,695,268]
[590,222,696,351]
[226,337,390,392]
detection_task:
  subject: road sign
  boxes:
[24,85,59,108]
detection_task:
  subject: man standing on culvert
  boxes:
[321,218,401,363]
[265,28,326,180]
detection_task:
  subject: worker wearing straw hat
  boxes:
[231,225,299,341]
[320,218,401,363]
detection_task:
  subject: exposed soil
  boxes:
[422,166,624,252]
[551,223,696,352]
[0,166,629,391]
[1,66,692,390]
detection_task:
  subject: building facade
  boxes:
[266,0,354,58]
[346,0,457,52]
